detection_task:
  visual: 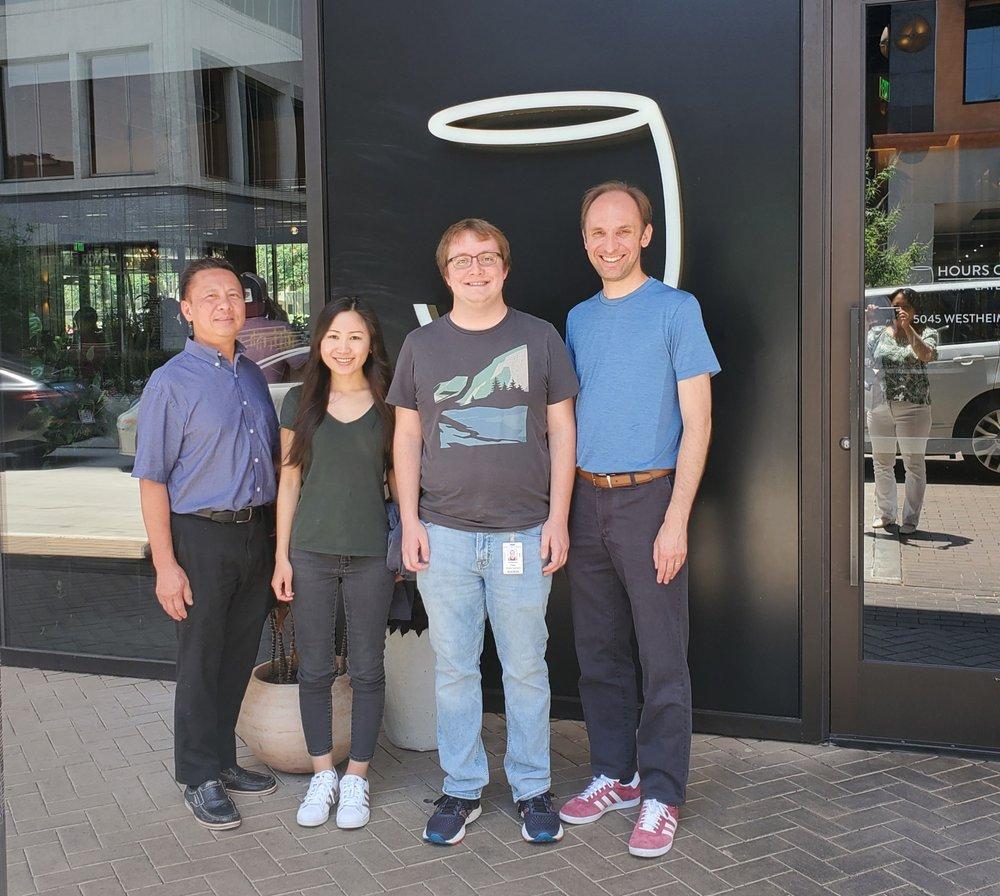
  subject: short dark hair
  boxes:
[890,287,921,311]
[890,287,930,332]
[580,181,653,231]
[179,257,241,303]
[435,218,511,281]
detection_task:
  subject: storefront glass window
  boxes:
[0,0,309,662]
[199,66,231,180]
[863,0,1000,669]
[245,78,280,187]
[1,57,75,179]
[88,49,154,175]
[965,0,1000,102]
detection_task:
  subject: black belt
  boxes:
[190,506,257,524]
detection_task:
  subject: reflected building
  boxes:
[868,0,1000,282]
[1,0,309,378]
[0,0,310,662]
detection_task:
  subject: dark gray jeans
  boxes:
[289,549,395,762]
[565,474,691,805]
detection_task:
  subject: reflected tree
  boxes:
[0,218,42,357]
[864,156,928,288]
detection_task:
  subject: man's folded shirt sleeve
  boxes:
[131,383,183,484]
[669,294,722,381]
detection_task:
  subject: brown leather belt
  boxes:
[576,467,674,489]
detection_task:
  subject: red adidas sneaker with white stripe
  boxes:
[558,774,641,824]
[628,799,679,858]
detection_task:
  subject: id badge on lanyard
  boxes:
[502,540,524,575]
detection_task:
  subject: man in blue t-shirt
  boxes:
[558,182,720,859]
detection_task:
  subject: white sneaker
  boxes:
[296,770,339,827]
[872,517,896,529]
[336,774,371,829]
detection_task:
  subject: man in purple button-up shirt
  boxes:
[134,257,280,830]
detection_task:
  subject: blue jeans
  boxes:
[417,521,552,802]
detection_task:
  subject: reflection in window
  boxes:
[245,77,278,187]
[1,57,74,179]
[219,0,302,37]
[966,0,1000,102]
[294,98,305,190]
[0,0,309,664]
[256,242,309,323]
[88,49,154,175]
[199,67,231,180]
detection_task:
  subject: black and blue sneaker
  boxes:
[517,793,564,843]
[423,795,482,845]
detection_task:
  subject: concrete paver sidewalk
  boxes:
[864,472,1000,609]
[863,467,1000,666]
[5,666,1000,896]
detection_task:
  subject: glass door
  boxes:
[832,0,1000,750]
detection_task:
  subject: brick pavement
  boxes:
[863,467,1000,666]
[863,469,1000,606]
[6,667,1000,896]
[899,482,1000,595]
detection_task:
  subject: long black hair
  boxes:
[287,297,394,470]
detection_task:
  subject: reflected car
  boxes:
[864,280,1000,480]
[117,346,309,457]
[0,361,87,467]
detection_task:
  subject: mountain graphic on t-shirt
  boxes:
[434,345,529,447]
[453,345,528,406]
[434,375,468,403]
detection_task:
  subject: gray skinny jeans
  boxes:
[289,549,395,761]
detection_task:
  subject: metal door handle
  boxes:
[849,308,861,586]
[952,355,984,365]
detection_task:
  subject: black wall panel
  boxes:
[323,0,802,721]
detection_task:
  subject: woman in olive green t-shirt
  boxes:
[272,297,395,831]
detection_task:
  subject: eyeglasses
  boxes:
[446,252,503,270]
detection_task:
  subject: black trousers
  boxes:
[565,475,691,805]
[170,512,273,786]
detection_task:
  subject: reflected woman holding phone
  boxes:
[865,287,939,535]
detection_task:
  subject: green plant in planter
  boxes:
[266,605,297,685]
[264,604,348,685]
[24,374,107,451]
[238,604,353,773]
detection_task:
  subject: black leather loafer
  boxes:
[220,765,278,795]
[184,780,241,829]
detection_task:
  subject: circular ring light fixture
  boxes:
[428,91,683,289]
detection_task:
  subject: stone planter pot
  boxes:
[382,630,437,752]
[236,662,352,774]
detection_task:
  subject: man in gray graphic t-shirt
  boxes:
[387,218,578,847]
[391,313,576,530]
